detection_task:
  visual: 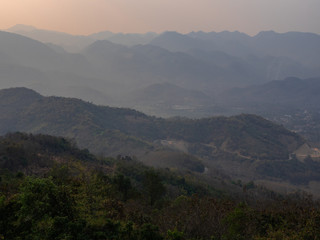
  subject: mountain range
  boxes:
[2,26,320,195]
[1,26,320,112]
[1,27,320,139]
[1,26,319,97]
[2,24,320,239]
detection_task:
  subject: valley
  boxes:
[1,27,320,198]
[1,0,320,238]
[2,87,320,198]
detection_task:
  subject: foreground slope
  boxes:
[1,132,320,240]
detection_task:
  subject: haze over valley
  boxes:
[2,25,320,140]
[1,1,320,238]
[1,25,320,165]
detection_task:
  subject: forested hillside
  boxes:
[0,87,304,158]
[3,87,320,198]
[1,132,319,240]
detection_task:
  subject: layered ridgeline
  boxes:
[2,29,320,134]
[4,87,320,194]
[220,77,320,113]
[2,28,320,109]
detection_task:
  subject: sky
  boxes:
[0,0,319,35]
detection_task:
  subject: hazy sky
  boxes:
[1,0,319,35]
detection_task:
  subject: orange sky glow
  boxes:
[1,0,319,35]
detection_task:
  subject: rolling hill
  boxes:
[0,87,310,187]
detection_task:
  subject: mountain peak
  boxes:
[0,87,42,99]
[7,24,38,32]
[159,31,187,39]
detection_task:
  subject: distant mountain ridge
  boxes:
[7,24,158,51]
[220,77,320,112]
[7,25,320,70]
[0,31,64,70]
[1,27,320,145]
[152,30,320,66]
[1,27,320,110]
[6,24,96,52]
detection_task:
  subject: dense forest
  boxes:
[1,133,320,240]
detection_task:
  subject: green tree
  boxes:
[138,223,163,240]
[143,170,166,206]
[113,174,132,202]
[222,203,254,240]
[166,229,184,240]
[16,177,75,239]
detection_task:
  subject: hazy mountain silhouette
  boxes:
[252,31,320,67]
[1,28,320,117]
[7,24,96,52]
[188,31,254,57]
[88,30,114,40]
[82,40,223,92]
[221,77,320,111]
[151,30,320,78]
[151,30,256,56]
[0,31,66,70]
[0,30,117,104]
[106,32,157,46]
[7,24,37,32]
[187,49,318,82]
[8,24,158,51]
[150,31,217,52]
[45,42,67,54]
[153,30,320,65]
[82,39,265,94]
